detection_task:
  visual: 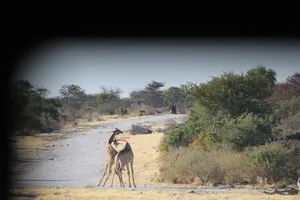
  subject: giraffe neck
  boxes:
[116,139,128,143]
[108,131,117,144]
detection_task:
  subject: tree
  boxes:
[119,97,133,108]
[10,80,61,134]
[130,80,165,108]
[59,84,87,118]
[163,86,184,108]
[146,80,165,90]
[96,86,122,115]
[97,86,122,105]
[266,72,300,104]
[190,66,277,117]
[286,72,300,95]
[40,98,61,129]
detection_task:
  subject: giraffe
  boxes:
[112,138,136,188]
[96,128,123,187]
[297,177,300,189]
[109,138,126,187]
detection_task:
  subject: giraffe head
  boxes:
[108,128,123,145]
[113,128,123,135]
[112,138,120,147]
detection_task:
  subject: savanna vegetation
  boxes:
[9,80,190,136]
[10,65,300,189]
[158,66,300,188]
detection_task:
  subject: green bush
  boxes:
[166,121,202,147]
[221,113,273,151]
[115,107,128,116]
[246,142,300,185]
[190,131,220,151]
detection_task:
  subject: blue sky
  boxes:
[14,39,300,98]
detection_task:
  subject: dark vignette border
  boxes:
[3,17,300,199]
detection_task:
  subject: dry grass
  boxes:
[8,187,300,200]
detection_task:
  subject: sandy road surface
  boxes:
[10,114,185,188]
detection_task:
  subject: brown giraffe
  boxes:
[96,128,123,187]
[112,139,136,188]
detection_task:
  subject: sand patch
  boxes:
[8,187,300,200]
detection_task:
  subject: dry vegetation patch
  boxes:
[8,187,300,200]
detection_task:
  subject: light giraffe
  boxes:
[96,128,123,187]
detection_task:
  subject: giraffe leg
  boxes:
[126,163,131,187]
[117,168,123,187]
[131,158,136,188]
[114,159,122,187]
[102,163,113,187]
[111,168,116,187]
[111,161,120,187]
[97,163,108,186]
[114,155,123,187]
[118,163,125,187]
[102,169,112,187]
[117,169,123,187]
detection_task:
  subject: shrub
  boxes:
[166,120,203,147]
[158,146,187,183]
[216,150,254,184]
[159,147,220,184]
[221,113,273,151]
[246,142,300,185]
[159,147,252,185]
[163,118,180,134]
[158,141,169,155]
[191,131,223,151]
[115,107,128,116]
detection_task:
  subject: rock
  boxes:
[186,190,195,193]
[130,124,152,134]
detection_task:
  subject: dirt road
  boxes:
[10,114,185,188]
